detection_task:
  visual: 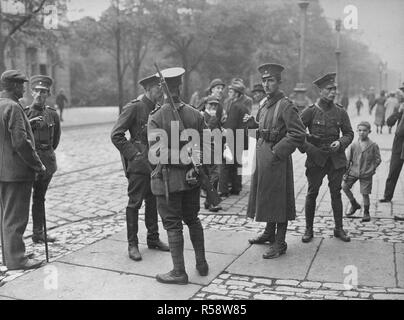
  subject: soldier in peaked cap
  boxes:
[245,63,306,259]
[148,67,209,285]
[25,75,61,244]
[111,73,169,262]
[0,70,46,270]
[299,72,354,243]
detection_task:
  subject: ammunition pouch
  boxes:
[185,167,199,186]
[259,128,280,144]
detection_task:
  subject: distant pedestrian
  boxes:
[374,90,387,134]
[379,86,404,203]
[367,87,376,115]
[343,121,381,222]
[355,96,363,116]
[384,92,400,134]
[25,75,61,244]
[197,78,226,123]
[55,89,68,122]
[0,70,46,270]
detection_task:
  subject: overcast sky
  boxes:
[66,0,404,88]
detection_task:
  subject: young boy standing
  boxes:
[343,121,381,222]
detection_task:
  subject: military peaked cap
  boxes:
[158,67,185,87]
[313,72,337,89]
[1,70,28,83]
[139,74,160,89]
[258,63,284,80]
[30,75,53,90]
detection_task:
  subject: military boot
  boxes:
[156,230,188,285]
[301,227,313,243]
[346,199,361,217]
[32,201,56,243]
[362,205,370,222]
[126,208,142,261]
[249,222,276,245]
[188,220,209,276]
[263,222,287,259]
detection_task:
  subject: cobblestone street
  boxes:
[0,105,403,300]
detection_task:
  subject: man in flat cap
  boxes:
[245,63,306,259]
[299,72,354,243]
[111,73,169,262]
[148,67,209,284]
[379,85,404,203]
[202,95,223,212]
[25,75,61,244]
[0,70,46,270]
[219,80,251,197]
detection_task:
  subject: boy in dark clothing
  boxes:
[343,121,381,222]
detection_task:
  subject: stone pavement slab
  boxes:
[226,235,321,280]
[0,262,200,300]
[308,239,396,287]
[58,239,236,286]
[109,228,252,256]
[395,244,404,288]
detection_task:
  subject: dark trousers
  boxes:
[32,175,52,236]
[126,174,158,245]
[0,181,33,269]
[219,163,242,194]
[204,164,220,206]
[384,138,404,200]
[305,159,345,229]
[156,188,201,232]
[156,188,205,272]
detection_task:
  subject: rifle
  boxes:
[154,63,221,207]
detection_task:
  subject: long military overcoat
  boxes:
[247,91,306,223]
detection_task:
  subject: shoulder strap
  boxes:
[271,99,282,128]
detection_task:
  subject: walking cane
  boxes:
[43,214,49,263]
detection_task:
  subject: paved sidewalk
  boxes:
[0,102,403,300]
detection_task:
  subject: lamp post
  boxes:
[293,0,310,112]
[335,19,342,89]
[384,62,388,91]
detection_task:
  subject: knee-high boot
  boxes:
[126,208,141,261]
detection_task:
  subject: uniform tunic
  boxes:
[247,91,306,222]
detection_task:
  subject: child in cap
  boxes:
[342,121,381,222]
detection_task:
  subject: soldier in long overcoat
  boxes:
[245,63,306,259]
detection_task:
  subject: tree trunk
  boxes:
[181,53,190,102]
[132,61,141,98]
[0,42,6,74]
